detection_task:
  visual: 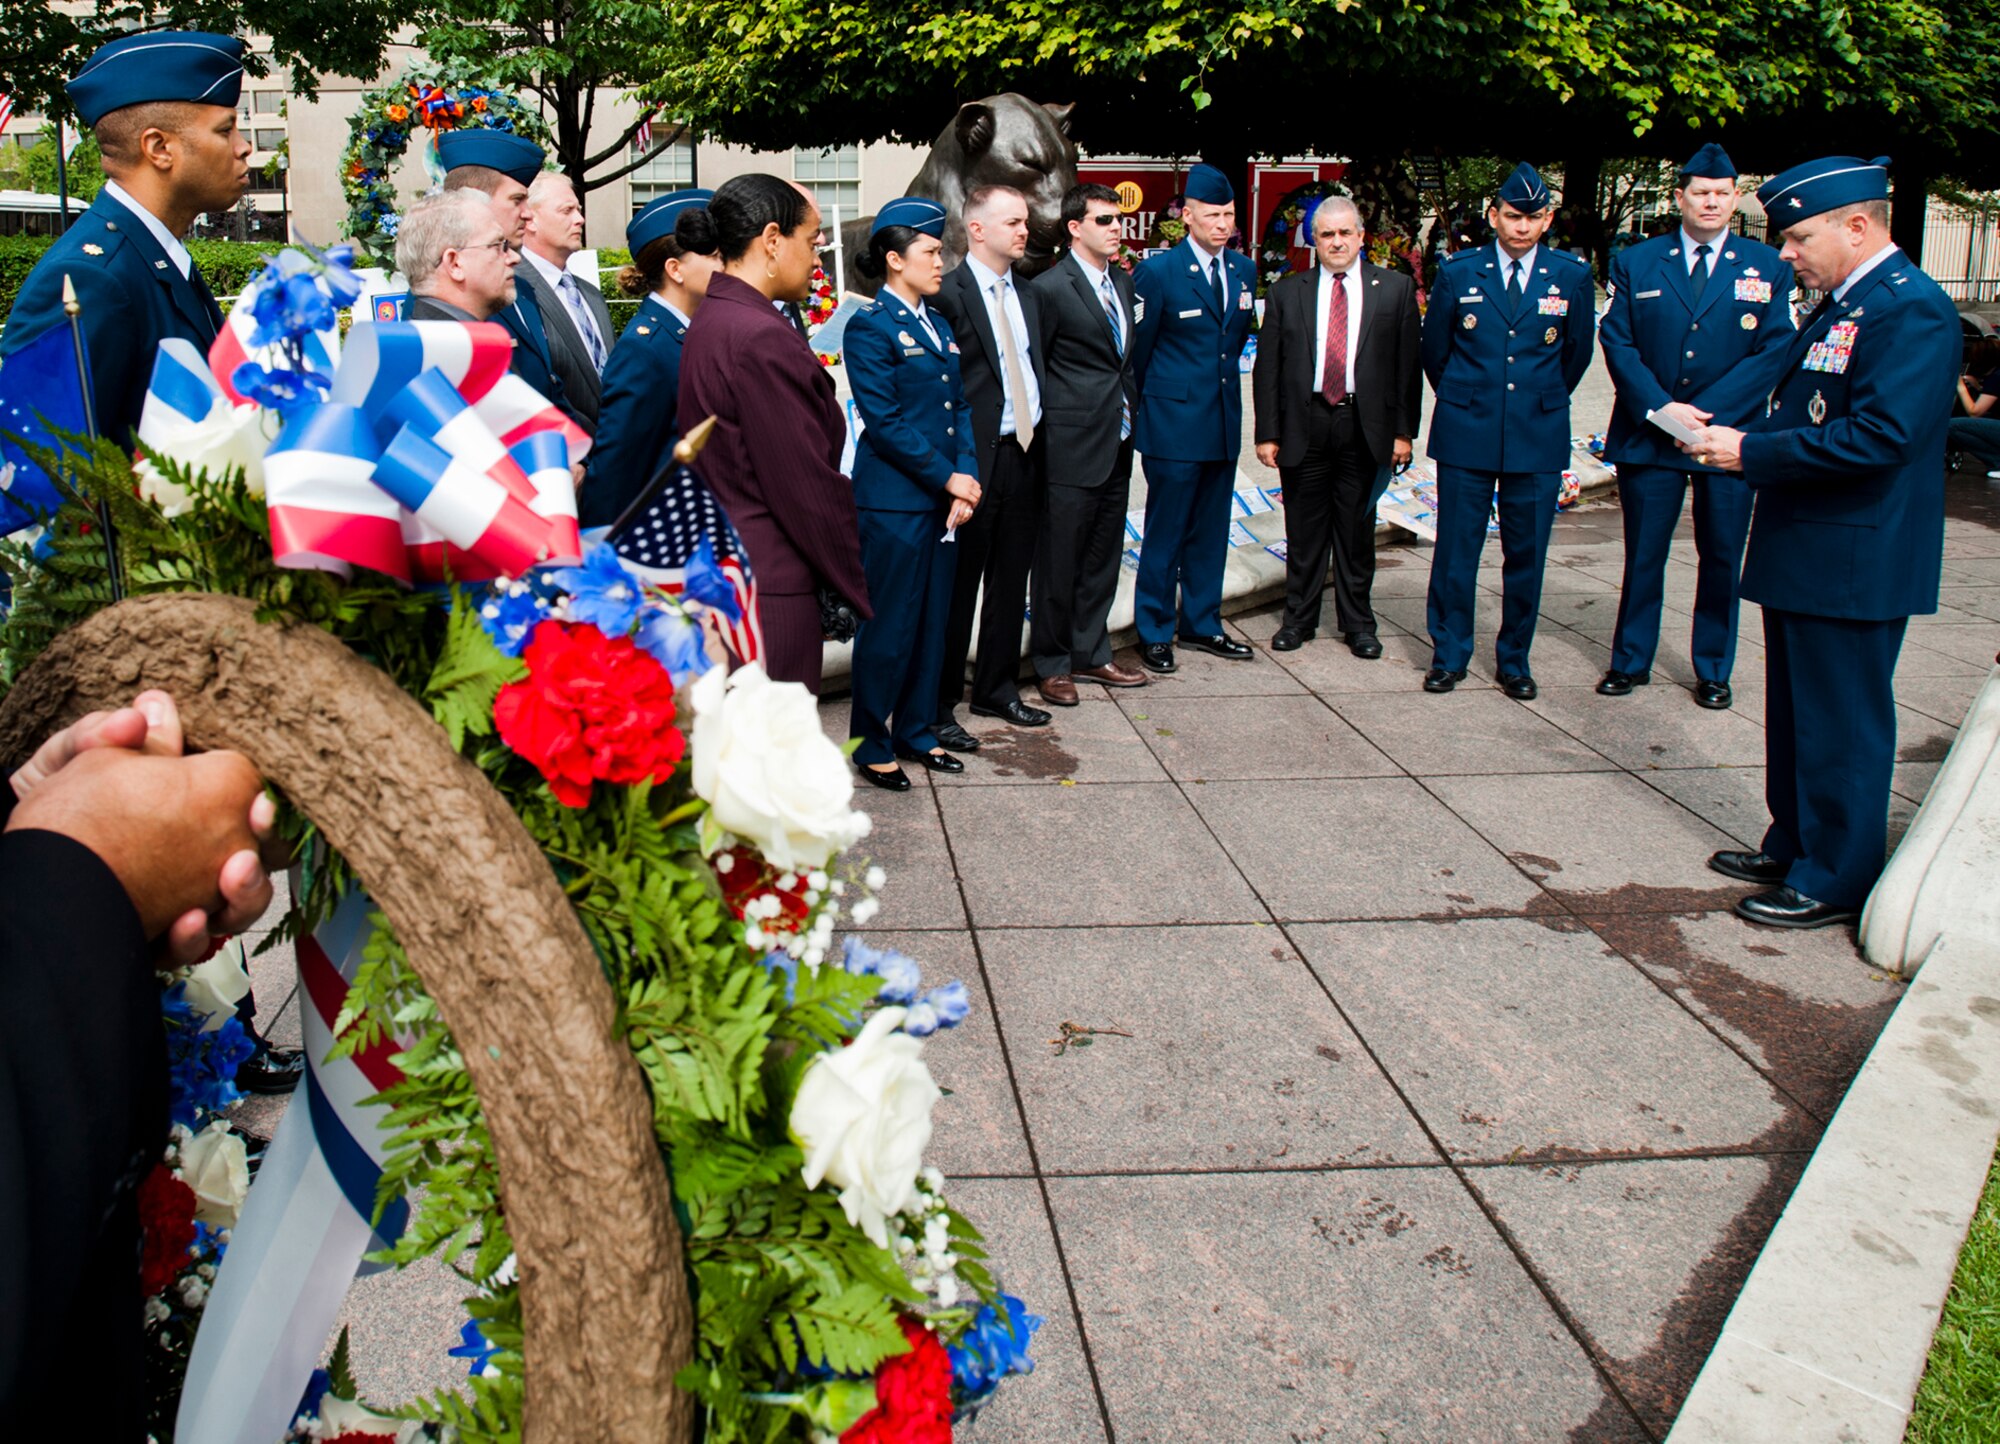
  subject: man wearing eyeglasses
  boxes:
[400,190,522,324]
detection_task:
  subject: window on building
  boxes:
[792,146,860,226]
[253,129,285,154]
[629,135,695,211]
[253,92,283,115]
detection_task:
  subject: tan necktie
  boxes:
[993,280,1034,451]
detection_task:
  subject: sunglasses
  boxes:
[1086,214,1121,228]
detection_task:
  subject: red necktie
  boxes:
[1322,270,1349,406]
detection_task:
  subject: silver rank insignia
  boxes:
[1808,389,1827,425]
[1741,313,1758,330]
[1462,312,1477,330]
[636,326,651,335]
[1543,326,1557,344]
[1744,267,1760,278]
[82,243,104,256]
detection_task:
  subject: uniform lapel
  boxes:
[884,292,944,358]
[1659,241,1695,315]
[98,190,220,343]
[1690,242,1739,321]
[1186,240,1222,320]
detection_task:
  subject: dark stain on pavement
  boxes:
[1900,732,1955,763]
[1511,852,1565,876]
[972,727,1081,780]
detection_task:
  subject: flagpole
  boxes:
[54,125,71,236]
[60,274,121,600]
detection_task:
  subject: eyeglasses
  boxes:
[460,237,510,255]
[1086,214,1121,227]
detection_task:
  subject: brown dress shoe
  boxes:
[1076,662,1147,688]
[1036,674,1080,707]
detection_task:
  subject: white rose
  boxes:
[690,662,871,871]
[182,945,250,1031]
[789,1007,940,1248]
[177,1121,250,1228]
[135,397,271,516]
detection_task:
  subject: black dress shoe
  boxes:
[237,1044,306,1096]
[1735,885,1860,930]
[894,744,965,774]
[859,764,912,792]
[969,699,1052,727]
[1709,849,1790,884]
[934,720,982,753]
[1178,632,1253,660]
[1498,673,1538,701]
[1270,626,1314,652]
[1423,667,1467,694]
[1138,642,1177,674]
[1694,680,1733,710]
[1596,669,1650,696]
[1346,633,1383,659]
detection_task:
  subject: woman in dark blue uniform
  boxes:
[846,198,983,791]
[578,188,720,528]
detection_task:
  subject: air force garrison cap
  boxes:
[1184,163,1235,206]
[872,196,948,238]
[627,188,714,253]
[1679,143,1738,181]
[66,31,245,128]
[435,129,547,186]
[1496,162,1553,214]
[1756,156,1892,221]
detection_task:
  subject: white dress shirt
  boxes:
[1311,262,1364,395]
[1832,243,1898,302]
[964,254,1042,437]
[1495,241,1540,296]
[1680,229,1723,277]
[102,178,190,278]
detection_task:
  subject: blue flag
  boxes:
[0,321,93,535]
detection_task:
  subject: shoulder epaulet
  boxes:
[1556,248,1591,267]
[1441,249,1480,267]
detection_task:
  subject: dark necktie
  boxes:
[1508,259,1526,304]
[1210,256,1225,315]
[1690,243,1711,307]
[1322,270,1349,406]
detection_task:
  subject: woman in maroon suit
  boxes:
[679,174,871,691]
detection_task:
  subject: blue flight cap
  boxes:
[627,188,714,253]
[1757,156,1892,222]
[1495,162,1553,215]
[872,196,948,239]
[1184,163,1235,206]
[1679,143,1737,181]
[66,31,245,128]
[436,129,546,186]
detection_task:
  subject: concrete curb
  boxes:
[1664,930,2000,1442]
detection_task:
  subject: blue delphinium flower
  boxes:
[161,984,259,1127]
[841,936,921,1004]
[635,605,710,682]
[230,361,328,415]
[551,546,644,637]
[447,1318,501,1376]
[478,581,551,657]
[682,534,741,621]
[949,1294,1042,1402]
[766,951,800,1005]
[902,979,971,1038]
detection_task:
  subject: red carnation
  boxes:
[715,846,813,933]
[139,1164,199,1298]
[843,1316,953,1444]
[494,620,686,808]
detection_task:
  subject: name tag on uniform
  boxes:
[1460,293,1484,303]
[1635,289,1662,299]
[1537,296,1569,316]
[1237,290,1252,310]
[1178,308,1202,319]
[903,347,925,356]
[1735,278,1773,303]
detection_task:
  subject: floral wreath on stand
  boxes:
[339,66,554,265]
[1255,180,1426,305]
[805,262,839,368]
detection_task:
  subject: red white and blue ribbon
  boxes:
[175,890,406,1444]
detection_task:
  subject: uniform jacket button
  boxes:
[1685,350,1696,358]
[1507,382,1516,391]
[1691,322,1700,331]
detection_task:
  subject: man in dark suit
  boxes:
[439,130,583,428]
[1684,156,1961,928]
[519,171,615,432]
[1252,195,1422,656]
[1597,143,1795,709]
[929,183,1052,744]
[1129,162,1260,673]
[1029,183,1148,704]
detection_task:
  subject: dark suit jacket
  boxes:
[404,294,483,323]
[493,282,584,427]
[517,256,614,432]
[1253,261,1423,468]
[0,825,167,1435]
[1032,252,1138,490]
[679,272,870,614]
[0,188,221,447]
[930,260,1046,482]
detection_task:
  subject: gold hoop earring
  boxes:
[767,264,778,279]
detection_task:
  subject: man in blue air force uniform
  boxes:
[1597,143,1795,710]
[437,129,582,428]
[1419,162,1596,699]
[0,32,251,448]
[1129,162,1259,673]
[1683,157,1961,929]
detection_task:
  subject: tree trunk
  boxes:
[0,595,696,1444]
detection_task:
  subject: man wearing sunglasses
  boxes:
[401,190,523,324]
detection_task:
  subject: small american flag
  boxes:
[634,113,653,154]
[609,457,763,664]
[0,95,15,136]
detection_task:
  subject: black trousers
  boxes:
[939,438,1040,716]
[1032,440,1133,677]
[1280,398,1380,635]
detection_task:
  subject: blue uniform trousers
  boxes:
[1135,457,1235,642]
[850,507,957,765]
[1425,466,1558,675]
[1608,465,1752,683]
[1760,608,1908,908]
